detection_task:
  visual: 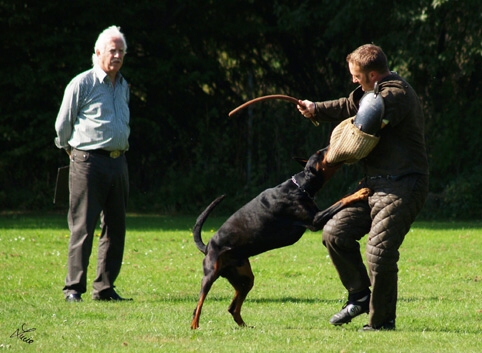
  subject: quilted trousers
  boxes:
[322,174,429,327]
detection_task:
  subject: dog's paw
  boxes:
[356,187,373,200]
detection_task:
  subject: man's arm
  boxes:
[54,79,80,152]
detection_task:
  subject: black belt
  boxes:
[75,148,125,159]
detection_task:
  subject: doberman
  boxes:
[190,147,371,329]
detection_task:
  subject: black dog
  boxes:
[190,147,371,329]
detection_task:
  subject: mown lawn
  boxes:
[0,213,481,352]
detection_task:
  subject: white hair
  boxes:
[91,25,127,66]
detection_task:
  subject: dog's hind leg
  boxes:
[191,276,217,329]
[225,259,254,327]
[191,256,220,329]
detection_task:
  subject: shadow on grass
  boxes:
[414,221,482,230]
[0,212,224,232]
[155,294,351,306]
[2,212,480,232]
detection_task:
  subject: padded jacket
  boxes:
[313,72,429,178]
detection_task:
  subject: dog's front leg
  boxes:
[312,188,372,229]
[312,207,341,230]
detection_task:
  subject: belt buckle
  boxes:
[109,150,121,158]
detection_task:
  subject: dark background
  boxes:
[1,0,481,219]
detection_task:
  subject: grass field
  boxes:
[0,212,481,352]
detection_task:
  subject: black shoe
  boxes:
[329,296,370,326]
[361,320,396,331]
[93,290,133,301]
[65,293,82,302]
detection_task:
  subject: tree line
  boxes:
[1,0,481,219]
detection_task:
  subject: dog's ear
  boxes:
[292,156,308,167]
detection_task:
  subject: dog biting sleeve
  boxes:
[326,117,380,164]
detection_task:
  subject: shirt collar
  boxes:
[93,65,123,84]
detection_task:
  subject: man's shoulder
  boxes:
[379,73,415,91]
[379,74,418,100]
[69,68,96,85]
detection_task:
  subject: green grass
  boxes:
[0,213,481,352]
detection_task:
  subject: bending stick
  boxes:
[228,94,319,126]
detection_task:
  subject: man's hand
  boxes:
[297,99,315,119]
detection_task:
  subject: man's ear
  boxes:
[292,157,308,167]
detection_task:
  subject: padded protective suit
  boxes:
[312,72,429,327]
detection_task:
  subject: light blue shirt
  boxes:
[55,65,130,152]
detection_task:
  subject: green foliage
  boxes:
[441,165,482,219]
[1,214,481,352]
[1,0,481,216]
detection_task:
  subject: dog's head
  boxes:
[292,146,342,186]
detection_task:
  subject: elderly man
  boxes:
[55,25,132,302]
[298,44,429,330]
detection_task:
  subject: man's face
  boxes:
[348,62,375,92]
[97,37,125,77]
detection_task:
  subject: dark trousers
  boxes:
[322,174,428,327]
[63,149,129,298]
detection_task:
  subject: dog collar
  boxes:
[291,175,314,200]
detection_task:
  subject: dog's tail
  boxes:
[193,195,226,254]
